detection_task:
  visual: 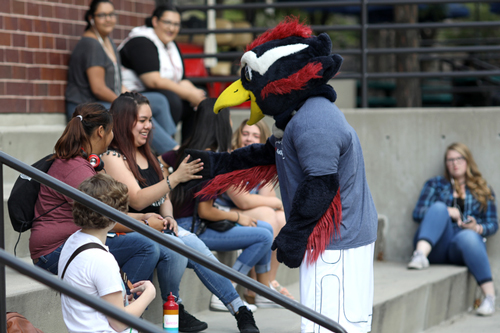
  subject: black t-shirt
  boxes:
[120,37,160,75]
[128,161,164,215]
[120,37,184,78]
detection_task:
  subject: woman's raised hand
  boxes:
[172,155,203,184]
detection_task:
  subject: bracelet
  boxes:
[235,212,240,223]
[166,176,173,191]
[144,219,149,226]
[164,215,174,220]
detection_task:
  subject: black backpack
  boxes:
[7,154,63,233]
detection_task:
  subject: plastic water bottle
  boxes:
[163,292,178,332]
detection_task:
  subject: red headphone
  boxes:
[81,148,104,171]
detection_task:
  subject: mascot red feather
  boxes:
[189,16,378,333]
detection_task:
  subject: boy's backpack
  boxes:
[7,154,61,233]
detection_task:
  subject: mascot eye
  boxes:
[244,65,252,82]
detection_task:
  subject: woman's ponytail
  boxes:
[54,103,112,159]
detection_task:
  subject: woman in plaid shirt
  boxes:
[408,142,497,316]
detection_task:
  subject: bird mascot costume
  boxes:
[190,17,378,333]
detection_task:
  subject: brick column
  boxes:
[0,0,155,114]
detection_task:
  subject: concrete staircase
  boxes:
[5,259,477,333]
[1,113,480,332]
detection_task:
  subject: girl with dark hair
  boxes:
[66,0,178,154]
[30,103,188,329]
[162,99,279,310]
[102,93,259,333]
[119,4,206,142]
[409,142,498,316]
[31,103,114,267]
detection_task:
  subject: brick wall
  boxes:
[0,0,156,114]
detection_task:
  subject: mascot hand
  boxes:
[181,149,214,190]
[271,227,309,268]
[185,149,213,178]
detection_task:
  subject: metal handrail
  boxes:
[0,249,163,333]
[0,150,347,333]
[175,0,500,108]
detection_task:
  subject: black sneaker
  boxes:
[235,306,260,333]
[178,303,208,332]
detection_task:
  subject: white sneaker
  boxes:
[407,250,429,270]
[209,294,257,312]
[255,293,284,308]
[477,295,496,316]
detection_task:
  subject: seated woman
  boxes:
[30,102,199,331]
[118,4,206,142]
[162,99,280,309]
[65,0,178,154]
[101,92,259,333]
[219,119,292,301]
[409,142,498,316]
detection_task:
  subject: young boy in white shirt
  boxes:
[58,174,156,333]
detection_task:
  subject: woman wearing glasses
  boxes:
[65,0,178,154]
[118,4,206,142]
[408,142,497,316]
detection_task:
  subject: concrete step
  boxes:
[371,262,475,333]
[6,260,479,333]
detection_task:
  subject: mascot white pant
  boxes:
[300,242,375,333]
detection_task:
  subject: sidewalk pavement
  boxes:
[193,279,500,333]
[423,310,500,333]
[193,281,301,333]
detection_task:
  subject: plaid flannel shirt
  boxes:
[412,176,498,237]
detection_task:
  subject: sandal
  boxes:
[271,280,295,300]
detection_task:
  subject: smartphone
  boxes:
[163,228,175,236]
[463,217,473,224]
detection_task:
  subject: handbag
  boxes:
[203,219,236,232]
[191,198,236,236]
[6,312,44,333]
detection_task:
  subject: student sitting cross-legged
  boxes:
[58,174,155,333]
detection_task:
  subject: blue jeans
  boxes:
[177,217,273,275]
[35,231,188,303]
[35,243,64,274]
[414,201,492,284]
[110,232,188,303]
[175,227,244,313]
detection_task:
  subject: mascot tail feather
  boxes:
[306,188,342,265]
[196,165,278,198]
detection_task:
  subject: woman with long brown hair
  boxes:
[102,93,260,333]
[409,142,498,316]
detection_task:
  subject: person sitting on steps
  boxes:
[408,142,498,316]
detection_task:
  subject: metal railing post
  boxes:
[0,162,6,333]
[361,0,368,108]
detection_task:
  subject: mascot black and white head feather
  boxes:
[214,17,343,130]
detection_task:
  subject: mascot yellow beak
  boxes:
[214,79,265,125]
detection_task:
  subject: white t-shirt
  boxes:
[58,230,135,333]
